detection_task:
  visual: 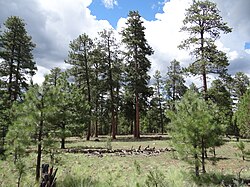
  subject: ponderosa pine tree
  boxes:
[167,90,224,176]
[8,84,55,181]
[165,59,187,110]
[207,79,233,135]
[44,68,73,149]
[151,70,165,134]
[121,11,154,138]
[0,16,36,102]
[98,29,121,139]
[65,33,93,140]
[179,0,232,99]
[89,46,105,137]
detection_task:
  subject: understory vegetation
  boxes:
[0,136,250,187]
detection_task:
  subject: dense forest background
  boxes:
[0,0,250,185]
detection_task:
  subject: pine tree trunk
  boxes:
[36,129,42,181]
[14,59,20,101]
[84,42,91,141]
[213,147,216,158]
[8,31,16,102]
[157,79,164,134]
[36,120,43,181]
[17,172,22,187]
[95,120,98,137]
[110,76,116,139]
[115,85,119,136]
[8,61,14,101]
[61,138,65,149]
[95,96,99,137]
[200,29,208,100]
[160,103,164,134]
[111,109,116,139]
[135,93,140,138]
[194,145,199,177]
[86,121,91,141]
[201,137,206,173]
[61,123,65,149]
[130,120,133,135]
[107,38,116,140]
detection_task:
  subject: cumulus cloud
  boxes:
[142,0,192,76]
[214,0,250,75]
[1,0,249,85]
[0,0,112,83]
[102,0,118,9]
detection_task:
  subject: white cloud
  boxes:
[1,0,249,85]
[30,0,250,86]
[245,49,250,55]
[30,0,112,83]
[102,0,118,9]
[140,0,193,76]
[32,66,51,85]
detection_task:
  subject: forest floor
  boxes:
[1,135,250,186]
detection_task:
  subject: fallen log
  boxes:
[63,146,175,157]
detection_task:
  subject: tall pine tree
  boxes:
[165,59,187,110]
[121,11,153,138]
[179,0,232,99]
[0,16,36,102]
[65,33,93,140]
[98,29,121,139]
[0,16,36,152]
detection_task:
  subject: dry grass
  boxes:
[1,135,250,186]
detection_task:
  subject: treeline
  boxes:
[0,0,250,180]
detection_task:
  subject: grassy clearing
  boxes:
[0,135,250,186]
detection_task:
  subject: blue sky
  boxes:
[89,0,169,27]
[245,42,250,49]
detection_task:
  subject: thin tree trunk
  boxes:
[194,145,199,177]
[8,58,14,101]
[156,78,164,134]
[200,27,208,100]
[111,109,116,139]
[213,147,216,158]
[130,120,133,135]
[61,138,65,149]
[61,123,65,149]
[8,30,16,102]
[159,101,164,134]
[95,120,98,137]
[14,61,20,101]
[201,137,206,173]
[115,85,119,136]
[83,41,91,141]
[36,119,43,181]
[135,93,140,138]
[95,90,99,137]
[17,172,22,187]
[106,37,116,140]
